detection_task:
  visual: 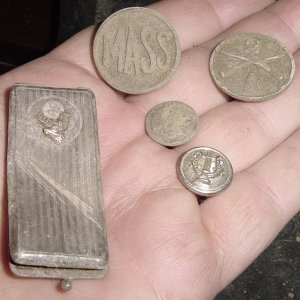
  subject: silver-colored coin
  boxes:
[93,7,181,94]
[177,147,233,196]
[209,33,295,101]
[145,101,198,147]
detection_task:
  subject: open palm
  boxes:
[1,0,300,299]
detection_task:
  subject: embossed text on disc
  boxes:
[93,7,181,94]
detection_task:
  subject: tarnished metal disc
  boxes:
[93,7,181,94]
[177,147,233,196]
[145,101,198,147]
[209,33,295,101]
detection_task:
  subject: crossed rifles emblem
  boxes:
[220,38,285,84]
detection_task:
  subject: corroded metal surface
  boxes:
[93,7,181,94]
[7,84,108,284]
[177,147,233,196]
[210,33,295,101]
[145,101,198,147]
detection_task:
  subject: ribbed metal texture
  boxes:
[8,85,107,270]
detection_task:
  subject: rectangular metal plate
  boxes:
[7,84,108,278]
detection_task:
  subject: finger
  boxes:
[149,0,275,50]
[0,66,146,168]
[49,26,100,78]
[47,28,129,102]
[102,136,180,212]
[127,0,300,114]
[176,49,300,173]
[46,0,276,103]
[199,127,300,291]
[48,0,277,106]
[206,0,300,52]
[127,45,226,114]
[51,0,275,74]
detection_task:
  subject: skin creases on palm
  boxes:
[0,0,300,299]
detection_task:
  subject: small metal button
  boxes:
[177,146,233,196]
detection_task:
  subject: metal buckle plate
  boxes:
[7,84,108,291]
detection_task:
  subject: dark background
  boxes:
[0,0,299,299]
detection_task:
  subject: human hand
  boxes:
[0,0,300,299]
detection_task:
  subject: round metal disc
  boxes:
[145,101,198,147]
[93,7,181,95]
[209,33,295,101]
[177,147,233,196]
